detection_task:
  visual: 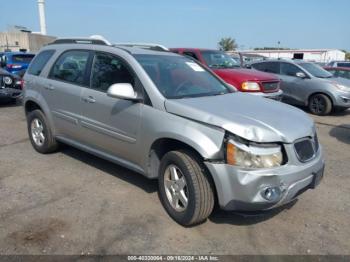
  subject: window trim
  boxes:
[89,51,150,105]
[27,49,56,76]
[48,49,93,87]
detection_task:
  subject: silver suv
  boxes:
[251,60,350,115]
[23,39,325,226]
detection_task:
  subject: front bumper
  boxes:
[0,87,22,99]
[334,92,350,108]
[205,144,325,211]
[249,89,283,101]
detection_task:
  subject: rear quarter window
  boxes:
[27,50,55,76]
[12,54,35,63]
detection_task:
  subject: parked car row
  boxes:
[249,60,350,115]
[22,38,325,226]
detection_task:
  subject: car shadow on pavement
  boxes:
[0,99,22,108]
[61,147,158,194]
[329,125,350,145]
[209,200,297,225]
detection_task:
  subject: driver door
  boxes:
[80,51,143,165]
[279,62,307,104]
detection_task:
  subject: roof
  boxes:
[45,42,178,56]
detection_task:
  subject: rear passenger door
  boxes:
[80,51,142,165]
[46,50,92,139]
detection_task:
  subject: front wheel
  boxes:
[309,94,332,115]
[158,150,215,226]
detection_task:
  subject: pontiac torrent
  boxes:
[23,39,325,226]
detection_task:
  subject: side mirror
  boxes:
[296,72,307,78]
[107,83,141,101]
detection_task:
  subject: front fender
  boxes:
[140,106,226,170]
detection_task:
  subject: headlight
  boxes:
[226,137,283,168]
[3,76,12,85]
[241,81,261,91]
[334,83,350,92]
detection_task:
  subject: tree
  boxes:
[346,52,350,61]
[218,37,238,51]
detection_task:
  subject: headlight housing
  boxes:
[334,83,350,92]
[241,81,261,91]
[226,136,283,169]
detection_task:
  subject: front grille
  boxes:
[262,82,279,92]
[294,135,319,163]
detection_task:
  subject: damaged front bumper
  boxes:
[205,144,325,211]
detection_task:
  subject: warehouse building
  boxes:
[231,49,346,63]
[0,27,56,53]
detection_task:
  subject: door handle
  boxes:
[82,96,96,103]
[44,84,55,90]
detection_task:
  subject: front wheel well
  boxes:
[307,92,333,107]
[148,137,218,206]
[148,138,206,179]
[25,100,42,115]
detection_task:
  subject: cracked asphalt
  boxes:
[0,101,349,255]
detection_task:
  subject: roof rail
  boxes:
[49,36,110,46]
[114,43,169,52]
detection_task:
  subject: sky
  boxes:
[1,0,349,51]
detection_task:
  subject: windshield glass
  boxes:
[12,54,35,63]
[134,54,232,99]
[299,63,332,78]
[201,50,240,69]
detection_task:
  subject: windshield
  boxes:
[12,54,35,63]
[299,63,332,78]
[201,50,240,69]
[134,54,232,99]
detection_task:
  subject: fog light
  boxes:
[262,187,281,202]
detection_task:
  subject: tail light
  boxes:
[7,64,22,69]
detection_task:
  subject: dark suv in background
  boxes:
[250,60,350,115]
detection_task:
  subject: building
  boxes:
[0,30,56,53]
[229,49,346,63]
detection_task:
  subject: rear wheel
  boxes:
[309,94,332,115]
[158,150,214,226]
[27,109,58,153]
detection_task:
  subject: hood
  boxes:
[165,93,315,143]
[327,76,350,87]
[213,68,279,82]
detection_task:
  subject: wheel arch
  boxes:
[307,91,334,107]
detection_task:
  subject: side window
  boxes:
[90,52,134,92]
[183,51,199,61]
[280,63,303,77]
[50,50,90,85]
[253,62,280,74]
[27,50,55,76]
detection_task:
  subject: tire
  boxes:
[309,94,332,115]
[27,109,58,154]
[158,150,214,226]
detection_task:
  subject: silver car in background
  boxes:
[23,39,325,226]
[251,60,350,115]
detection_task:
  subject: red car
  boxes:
[170,48,283,100]
[324,67,350,80]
